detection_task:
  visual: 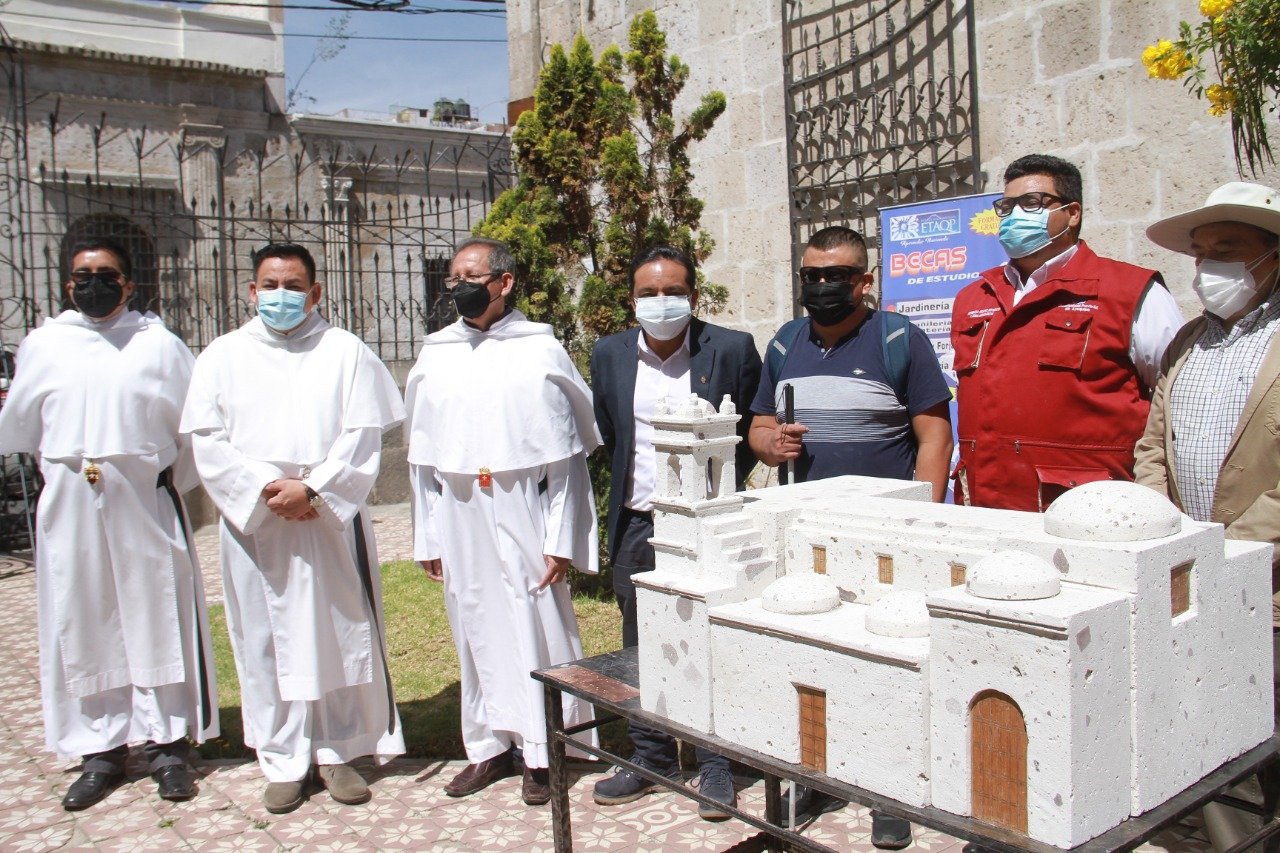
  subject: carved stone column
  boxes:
[179,110,227,334]
[322,174,356,331]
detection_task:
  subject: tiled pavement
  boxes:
[0,508,1212,851]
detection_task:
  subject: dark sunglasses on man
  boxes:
[70,269,124,284]
[798,265,865,285]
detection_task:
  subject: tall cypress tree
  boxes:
[477,11,727,364]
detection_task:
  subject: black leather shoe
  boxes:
[154,765,197,801]
[871,812,913,849]
[61,770,124,811]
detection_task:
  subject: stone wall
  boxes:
[507,0,1279,334]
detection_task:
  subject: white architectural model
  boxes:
[633,395,1274,847]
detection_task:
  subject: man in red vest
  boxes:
[950,154,1183,511]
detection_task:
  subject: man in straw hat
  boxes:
[1136,181,1280,851]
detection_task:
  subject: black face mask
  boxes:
[450,281,497,319]
[72,274,125,319]
[800,280,856,327]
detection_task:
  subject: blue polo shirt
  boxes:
[749,311,950,483]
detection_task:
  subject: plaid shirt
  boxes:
[1170,298,1280,521]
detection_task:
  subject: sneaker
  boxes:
[779,785,846,828]
[592,756,681,806]
[696,764,736,821]
[870,812,913,849]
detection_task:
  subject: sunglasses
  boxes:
[71,269,124,284]
[799,265,865,285]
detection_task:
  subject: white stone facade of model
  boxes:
[634,396,1274,847]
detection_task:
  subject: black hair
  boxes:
[251,243,317,282]
[805,226,869,269]
[1003,154,1083,205]
[456,237,516,275]
[68,238,132,279]
[628,245,697,292]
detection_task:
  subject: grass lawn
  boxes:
[198,560,626,760]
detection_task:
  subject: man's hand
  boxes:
[538,554,571,591]
[748,413,809,467]
[263,479,318,521]
[419,559,443,582]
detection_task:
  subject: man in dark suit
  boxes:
[589,245,761,820]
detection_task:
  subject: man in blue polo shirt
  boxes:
[748,225,952,846]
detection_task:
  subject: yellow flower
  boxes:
[1141,39,1192,80]
[1206,83,1235,116]
[1199,0,1234,17]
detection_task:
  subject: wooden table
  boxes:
[533,648,1280,853]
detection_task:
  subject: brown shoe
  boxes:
[444,749,515,797]
[522,767,550,806]
[316,763,371,805]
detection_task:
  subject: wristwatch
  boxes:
[304,485,323,509]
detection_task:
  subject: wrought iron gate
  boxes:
[781,0,981,271]
[0,26,516,550]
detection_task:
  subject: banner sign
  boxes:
[878,192,1005,383]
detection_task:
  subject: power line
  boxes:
[4,9,506,41]
[133,0,504,11]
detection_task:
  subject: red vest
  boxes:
[950,241,1158,511]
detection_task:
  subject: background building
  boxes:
[506,0,1275,342]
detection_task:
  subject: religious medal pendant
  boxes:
[83,459,101,485]
[478,467,492,489]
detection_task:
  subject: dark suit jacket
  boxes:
[590,318,762,564]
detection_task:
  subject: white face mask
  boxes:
[1192,249,1279,320]
[635,295,692,341]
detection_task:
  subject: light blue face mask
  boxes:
[256,288,310,331]
[998,205,1070,260]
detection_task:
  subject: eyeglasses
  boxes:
[993,193,1067,218]
[71,269,124,284]
[443,270,502,289]
[799,265,865,285]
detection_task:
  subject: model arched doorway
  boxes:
[970,690,1027,833]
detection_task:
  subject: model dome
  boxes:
[1043,480,1182,541]
[865,590,930,638]
[761,573,840,615]
[967,550,1061,600]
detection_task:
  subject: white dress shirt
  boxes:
[1004,242,1185,389]
[626,331,691,511]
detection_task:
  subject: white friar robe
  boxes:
[0,309,217,759]
[181,312,405,782]
[405,310,600,769]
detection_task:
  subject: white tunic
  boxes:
[0,309,217,756]
[182,313,405,775]
[405,311,601,768]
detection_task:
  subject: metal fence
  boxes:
[0,29,516,549]
[781,0,981,270]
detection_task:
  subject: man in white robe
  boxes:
[0,239,217,811]
[181,243,405,814]
[405,237,599,808]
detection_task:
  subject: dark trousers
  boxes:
[83,739,190,775]
[614,508,728,774]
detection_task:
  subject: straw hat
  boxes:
[1147,182,1280,256]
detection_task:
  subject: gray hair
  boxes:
[456,237,515,275]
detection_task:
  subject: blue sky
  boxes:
[282,1,510,123]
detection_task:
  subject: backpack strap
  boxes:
[765,317,809,387]
[881,310,913,403]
